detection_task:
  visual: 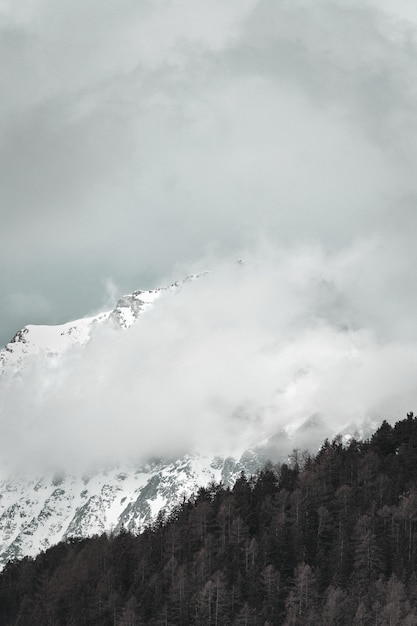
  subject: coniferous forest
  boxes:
[2,415,417,624]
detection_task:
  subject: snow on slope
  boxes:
[0,314,107,375]
[0,452,260,570]
[0,290,158,377]
[0,413,343,570]
[0,275,203,378]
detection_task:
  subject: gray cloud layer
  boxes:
[1,0,417,345]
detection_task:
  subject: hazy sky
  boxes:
[1,0,417,345]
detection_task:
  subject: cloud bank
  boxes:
[1,244,417,471]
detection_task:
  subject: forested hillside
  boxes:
[2,415,417,625]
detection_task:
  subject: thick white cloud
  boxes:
[1,245,417,471]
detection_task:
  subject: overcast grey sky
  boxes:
[1,0,417,346]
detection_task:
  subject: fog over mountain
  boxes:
[0,246,416,472]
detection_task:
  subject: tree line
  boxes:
[2,414,417,624]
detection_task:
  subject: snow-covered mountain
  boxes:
[0,274,376,570]
[0,454,249,570]
[0,423,333,570]
[0,275,275,569]
[0,281,182,377]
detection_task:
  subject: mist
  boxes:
[1,241,416,472]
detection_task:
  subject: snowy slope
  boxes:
[0,275,203,378]
[0,420,358,570]
[0,289,163,377]
[0,452,260,569]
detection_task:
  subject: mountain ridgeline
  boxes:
[2,414,417,625]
